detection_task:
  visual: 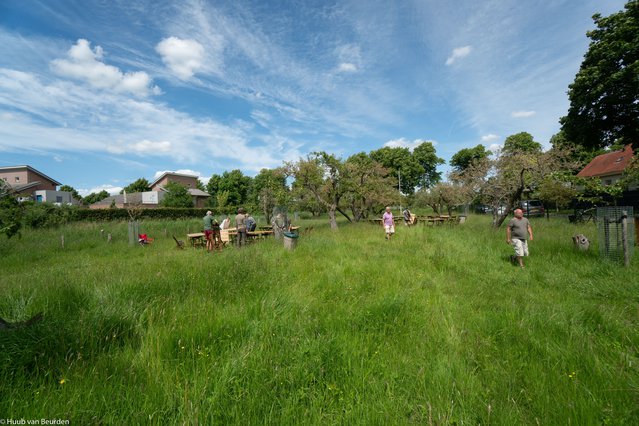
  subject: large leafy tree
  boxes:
[560,0,639,150]
[0,180,22,238]
[502,132,542,155]
[450,144,490,172]
[83,190,110,205]
[251,168,289,223]
[413,141,445,187]
[120,178,151,194]
[344,152,397,221]
[370,146,423,194]
[160,181,193,207]
[59,185,82,202]
[206,170,252,207]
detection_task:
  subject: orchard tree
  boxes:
[289,152,350,230]
[120,178,151,194]
[344,152,397,221]
[464,134,577,228]
[560,0,639,150]
[414,181,470,216]
[160,182,193,207]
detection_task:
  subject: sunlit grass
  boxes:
[0,215,637,423]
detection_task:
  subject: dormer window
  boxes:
[615,156,624,163]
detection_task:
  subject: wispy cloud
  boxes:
[511,110,536,118]
[445,45,472,66]
[0,67,299,172]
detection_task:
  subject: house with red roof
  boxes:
[577,144,636,188]
[576,144,638,207]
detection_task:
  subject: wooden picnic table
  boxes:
[187,232,206,247]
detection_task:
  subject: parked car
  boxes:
[517,200,545,217]
[475,204,508,215]
[474,204,492,214]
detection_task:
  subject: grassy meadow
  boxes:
[0,215,638,424]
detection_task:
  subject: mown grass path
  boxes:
[1,216,637,424]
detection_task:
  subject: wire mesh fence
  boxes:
[596,207,634,264]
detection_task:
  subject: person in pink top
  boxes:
[382,206,395,240]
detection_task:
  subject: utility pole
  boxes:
[398,170,402,213]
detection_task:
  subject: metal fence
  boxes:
[596,207,634,264]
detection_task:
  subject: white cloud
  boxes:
[77,184,122,196]
[337,63,357,73]
[384,138,436,151]
[335,44,361,73]
[445,45,472,66]
[511,110,536,118]
[153,169,202,179]
[156,37,205,80]
[0,69,300,172]
[50,39,159,96]
[127,140,172,154]
[488,143,502,153]
[481,133,499,142]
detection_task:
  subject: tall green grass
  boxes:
[0,216,637,424]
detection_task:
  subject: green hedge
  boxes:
[17,204,248,229]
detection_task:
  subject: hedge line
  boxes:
[73,207,228,221]
[17,203,250,230]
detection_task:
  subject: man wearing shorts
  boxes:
[383,206,395,240]
[506,208,534,268]
[203,210,215,252]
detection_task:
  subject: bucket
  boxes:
[283,232,299,250]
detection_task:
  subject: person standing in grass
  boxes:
[403,207,413,226]
[506,208,534,268]
[203,210,216,252]
[383,206,395,240]
[235,207,247,247]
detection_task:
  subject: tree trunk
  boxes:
[337,206,353,222]
[328,208,338,230]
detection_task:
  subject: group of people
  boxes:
[202,208,291,251]
[382,206,534,268]
[202,208,257,251]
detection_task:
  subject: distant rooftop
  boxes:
[0,165,62,186]
[577,145,635,178]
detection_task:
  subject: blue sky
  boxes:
[0,0,628,195]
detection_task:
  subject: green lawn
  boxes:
[1,216,638,424]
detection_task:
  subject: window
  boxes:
[56,196,63,203]
[14,176,20,182]
[604,179,612,186]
